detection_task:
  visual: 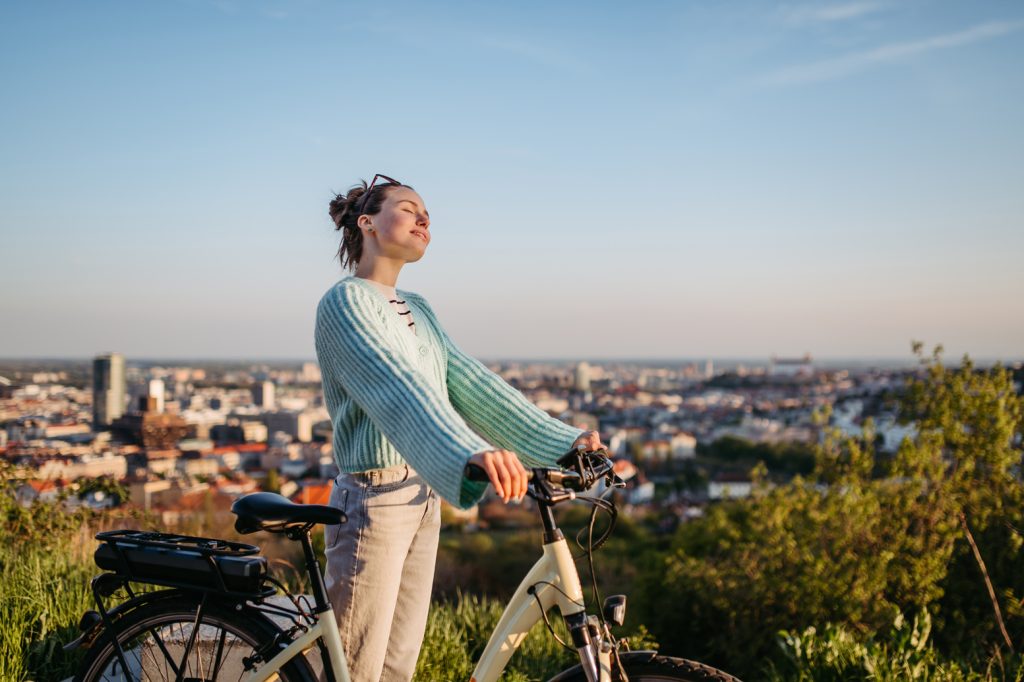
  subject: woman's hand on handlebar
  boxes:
[571,429,606,453]
[468,450,528,503]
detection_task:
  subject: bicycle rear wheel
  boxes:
[74,596,316,682]
[548,650,742,682]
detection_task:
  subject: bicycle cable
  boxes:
[260,576,316,628]
[527,581,581,652]
[574,490,618,637]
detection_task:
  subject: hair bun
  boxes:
[329,188,365,231]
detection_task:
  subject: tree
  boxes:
[77,476,129,507]
[899,344,1024,655]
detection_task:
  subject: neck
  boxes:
[353,257,404,288]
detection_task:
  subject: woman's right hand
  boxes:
[468,449,529,503]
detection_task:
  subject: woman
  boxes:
[314,174,604,682]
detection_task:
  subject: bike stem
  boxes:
[533,472,578,543]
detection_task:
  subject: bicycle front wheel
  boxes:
[74,596,316,682]
[549,650,742,682]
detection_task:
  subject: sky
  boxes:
[1,0,1022,362]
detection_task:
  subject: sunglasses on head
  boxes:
[356,173,402,216]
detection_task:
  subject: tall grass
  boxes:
[415,592,576,681]
[1,525,96,681]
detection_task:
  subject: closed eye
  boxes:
[397,199,429,218]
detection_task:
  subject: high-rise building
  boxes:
[253,381,276,410]
[148,379,165,413]
[574,361,591,393]
[92,353,126,428]
[130,377,166,413]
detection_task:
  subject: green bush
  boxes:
[637,348,1024,679]
[768,610,1024,682]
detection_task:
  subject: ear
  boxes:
[357,214,373,230]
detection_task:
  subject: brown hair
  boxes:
[328,178,414,271]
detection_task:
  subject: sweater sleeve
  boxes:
[407,293,586,468]
[315,282,493,509]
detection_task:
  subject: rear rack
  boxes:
[94,529,273,598]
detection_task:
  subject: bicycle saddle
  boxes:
[231,492,346,534]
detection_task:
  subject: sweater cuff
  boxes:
[458,477,490,510]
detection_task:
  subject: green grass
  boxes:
[416,591,584,681]
[1,526,97,681]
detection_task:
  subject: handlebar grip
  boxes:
[464,462,536,482]
[464,462,490,482]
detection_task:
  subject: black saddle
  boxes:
[231,492,346,535]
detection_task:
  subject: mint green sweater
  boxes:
[314,276,584,509]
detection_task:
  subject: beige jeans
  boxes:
[324,465,441,682]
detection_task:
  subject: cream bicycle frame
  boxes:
[470,536,595,682]
[241,608,351,682]
[246,535,594,682]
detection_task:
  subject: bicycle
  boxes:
[66,447,742,682]
[67,500,345,682]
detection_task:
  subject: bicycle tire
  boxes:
[547,650,742,682]
[74,595,317,682]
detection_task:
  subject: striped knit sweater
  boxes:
[314,276,585,509]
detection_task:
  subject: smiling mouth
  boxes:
[411,231,428,243]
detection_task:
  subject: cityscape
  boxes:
[4,350,994,527]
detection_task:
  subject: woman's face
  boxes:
[361,187,431,262]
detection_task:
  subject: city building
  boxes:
[300,362,322,383]
[111,411,190,449]
[92,353,126,428]
[264,410,313,442]
[708,473,753,500]
[575,362,591,393]
[253,381,276,410]
[770,354,814,378]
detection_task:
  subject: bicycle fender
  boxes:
[68,587,268,652]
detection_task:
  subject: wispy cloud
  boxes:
[782,1,887,25]
[761,20,1024,86]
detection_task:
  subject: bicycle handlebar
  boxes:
[463,447,618,500]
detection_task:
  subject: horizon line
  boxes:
[2,354,1021,365]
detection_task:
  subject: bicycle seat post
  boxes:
[289,526,332,615]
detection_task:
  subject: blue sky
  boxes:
[1,0,1022,361]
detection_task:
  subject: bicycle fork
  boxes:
[564,610,614,682]
[468,536,615,682]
